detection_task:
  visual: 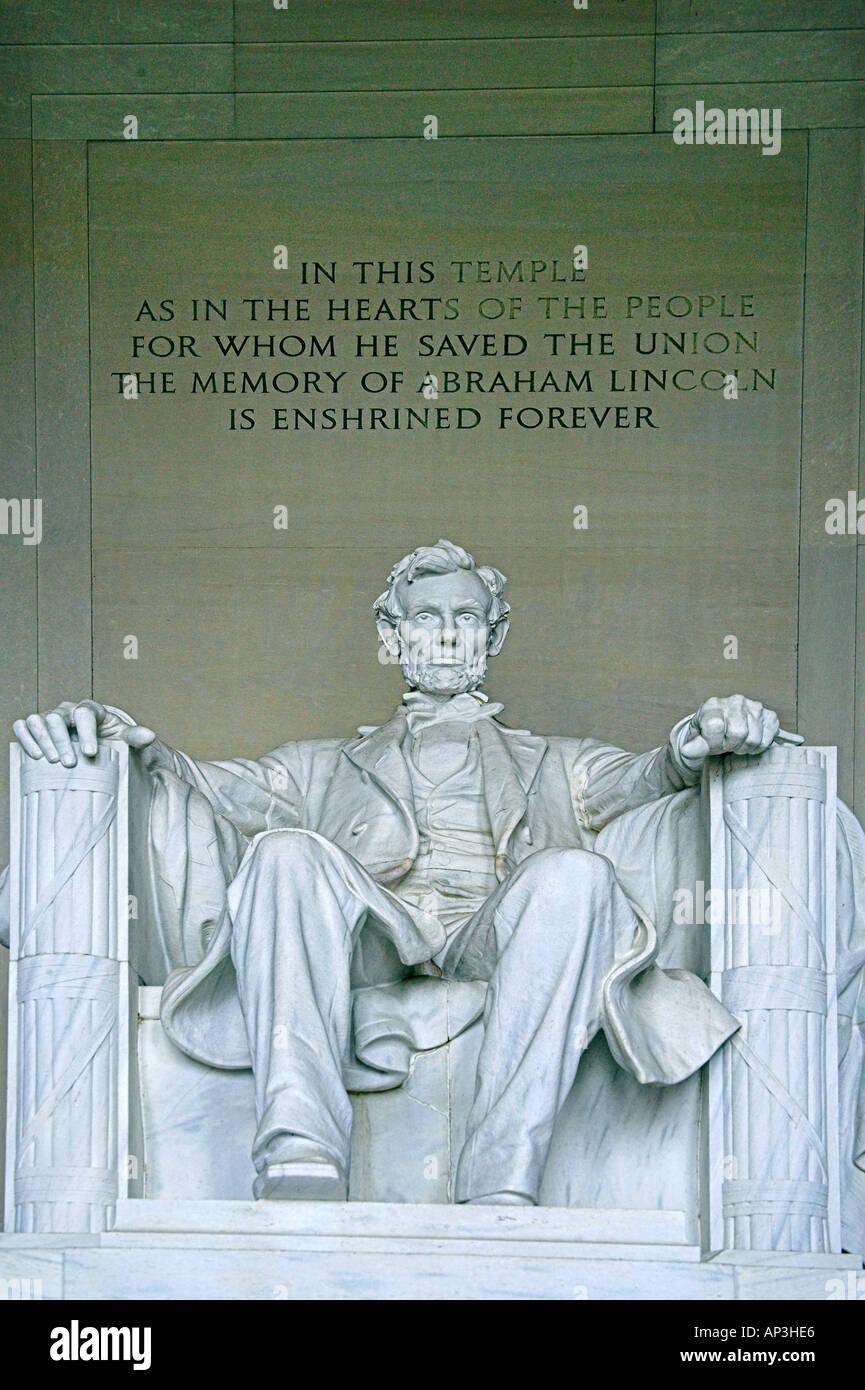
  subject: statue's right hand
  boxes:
[13,700,155,767]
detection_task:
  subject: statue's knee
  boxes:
[247,828,325,871]
[524,847,616,895]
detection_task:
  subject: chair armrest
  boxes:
[702,743,840,1255]
[4,740,133,1234]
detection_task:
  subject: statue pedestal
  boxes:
[1,1201,861,1301]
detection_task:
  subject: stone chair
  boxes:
[2,738,858,1299]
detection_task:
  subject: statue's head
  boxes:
[374,539,510,695]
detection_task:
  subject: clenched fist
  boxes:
[13,700,155,767]
[677,693,796,769]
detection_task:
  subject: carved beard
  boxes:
[399,632,489,694]
[400,656,487,694]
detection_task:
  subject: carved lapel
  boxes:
[476,719,548,861]
[345,710,413,804]
[342,710,418,858]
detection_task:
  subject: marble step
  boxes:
[114,1197,690,1247]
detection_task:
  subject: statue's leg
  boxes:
[226,827,411,1200]
[447,848,640,1205]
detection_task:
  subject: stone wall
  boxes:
[1,0,863,1223]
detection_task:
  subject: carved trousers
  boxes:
[226,827,642,1202]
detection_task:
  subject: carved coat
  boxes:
[136,707,738,1089]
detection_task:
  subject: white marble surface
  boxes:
[5,732,857,1278]
[60,1246,734,1301]
[4,743,132,1235]
[1,1203,859,1300]
[137,994,256,1202]
[113,1196,690,1244]
[706,746,840,1254]
[138,986,700,1225]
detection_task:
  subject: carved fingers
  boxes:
[46,710,77,765]
[13,708,77,765]
[692,694,780,757]
[72,700,104,757]
[11,698,137,765]
[12,715,53,762]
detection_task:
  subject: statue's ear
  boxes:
[487,615,510,658]
[376,613,401,657]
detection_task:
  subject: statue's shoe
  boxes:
[253,1162,347,1201]
[464,1192,535,1206]
[253,1139,347,1201]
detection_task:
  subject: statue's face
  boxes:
[394,569,496,695]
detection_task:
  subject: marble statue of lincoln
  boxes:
[14,538,790,1207]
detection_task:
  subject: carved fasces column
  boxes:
[704,745,840,1254]
[4,742,130,1234]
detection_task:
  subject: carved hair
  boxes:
[373,538,509,626]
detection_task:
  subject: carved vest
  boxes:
[397,726,498,931]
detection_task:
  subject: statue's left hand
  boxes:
[679,694,785,765]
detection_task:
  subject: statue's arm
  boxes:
[570,694,783,832]
[569,719,698,832]
[11,698,306,837]
[140,738,306,837]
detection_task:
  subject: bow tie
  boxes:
[402,690,504,734]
